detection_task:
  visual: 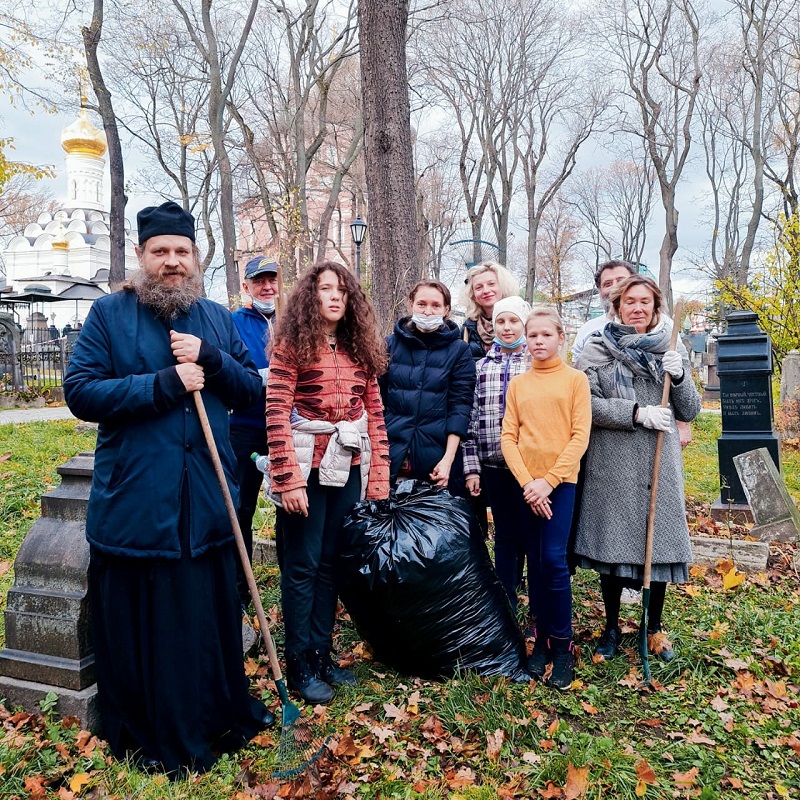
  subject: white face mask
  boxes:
[252,298,275,314]
[412,312,444,332]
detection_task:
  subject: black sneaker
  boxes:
[594,627,620,660]
[526,633,550,680]
[545,637,574,691]
[311,648,358,687]
[285,651,334,704]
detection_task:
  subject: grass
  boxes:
[1,415,799,799]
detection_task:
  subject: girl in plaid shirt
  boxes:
[463,296,532,611]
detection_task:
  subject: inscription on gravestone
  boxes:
[713,311,781,520]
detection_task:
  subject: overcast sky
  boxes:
[1,76,715,304]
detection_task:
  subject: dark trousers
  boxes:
[524,482,576,639]
[229,424,268,606]
[482,465,531,611]
[276,467,361,655]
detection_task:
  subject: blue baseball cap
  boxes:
[244,257,279,279]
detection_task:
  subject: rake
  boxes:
[640,301,683,686]
[193,390,330,778]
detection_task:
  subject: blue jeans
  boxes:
[482,466,531,611]
[525,482,576,639]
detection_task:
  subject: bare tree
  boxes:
[415,136,463,279]
[235,1,361,277]
[171,0,259,306]
[105,8,222,275]
[601,0,702,301]
[359,0,418,327]
[82,0,127,290]
[536,197,581,313]
[518,75,605,301]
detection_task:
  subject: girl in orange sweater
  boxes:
[501,308,591,690]
[266,261,390,704]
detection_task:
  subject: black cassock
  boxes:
[89,484,267,775]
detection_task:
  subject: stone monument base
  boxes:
[0,674,99,729]
[710,497,754,524]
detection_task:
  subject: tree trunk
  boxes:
[359,0,418,329]
[82,0,126,291]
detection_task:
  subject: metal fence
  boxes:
[0,335,75,395]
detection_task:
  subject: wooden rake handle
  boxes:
[193,390,284,683]
[642,301,684,589]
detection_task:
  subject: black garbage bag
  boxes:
[338,480,528,681]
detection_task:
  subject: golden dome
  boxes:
[61,107,107,157]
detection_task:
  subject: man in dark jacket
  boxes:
[230,256,278,604]
[64,201,272,775]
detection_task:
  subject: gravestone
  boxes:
[780,350,800,405]
[702,336,719,402]
[0,453,98,728]
[734,448,800,543]
[712,311,780,523]
[0,313,23,389]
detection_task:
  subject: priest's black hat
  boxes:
[137,201,196,245]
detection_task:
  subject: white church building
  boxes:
[1,100,138,338]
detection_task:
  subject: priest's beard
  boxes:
[131,267,204,320]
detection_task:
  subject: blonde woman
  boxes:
[460,262,520,360]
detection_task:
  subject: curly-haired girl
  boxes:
[266,261,390,704]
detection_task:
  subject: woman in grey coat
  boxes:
[575,274,701,662]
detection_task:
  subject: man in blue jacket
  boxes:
[64,201,273,775]
[230,256,278,604]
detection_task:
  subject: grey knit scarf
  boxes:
[576,321,670,400]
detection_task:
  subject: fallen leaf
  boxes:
[536,782,562,798]
[0,561,10,578]
[522,751,541,764]
[486,728,505,761]
[723,568,745,590]
[784,735,800,756]
[353,702,373,713]
[683,585,702,597]
[383,702,409,722]
[446,766,476,789]
[672,766,699,788]
[580,702,598,715]
[0,452,10,463]
[638,718,663,727]
[24,775,47,799]
[635,759,657,784]
[647,632,671,656]
[57,790,75,800]
[539,739,555,751]
[564,763,589,799]
[686,730,716,746]
[547,717,559,736]
[723,656,751,671]
[69,774,91,795]
[710,695,729,712]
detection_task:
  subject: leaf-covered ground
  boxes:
[1,417,799,799]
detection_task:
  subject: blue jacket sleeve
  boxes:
[447,344,477,438]
[64,302,162,424]
[199,319,261,411]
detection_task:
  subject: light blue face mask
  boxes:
[412,312,444,332]
[252,298,275,314]
[494,333,526,349]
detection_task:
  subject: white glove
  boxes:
[636,405,673,432]
[258,367,269,387]
[662,350,684,379]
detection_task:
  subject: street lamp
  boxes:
[349,215,367,282]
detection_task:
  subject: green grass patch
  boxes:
[1,419,799,798]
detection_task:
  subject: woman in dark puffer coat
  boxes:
[380,279,476,497]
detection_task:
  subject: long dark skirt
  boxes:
[89,527,267,775]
